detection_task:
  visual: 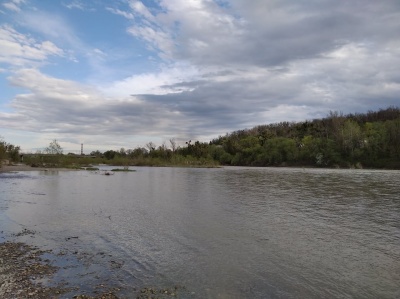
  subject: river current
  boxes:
[1,167,399,298]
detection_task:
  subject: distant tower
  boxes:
[81,144,83,155]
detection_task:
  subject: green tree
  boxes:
[0,137,6,165]
[363,122,387,162]
[103,150,117,160]
[341,120,363,159]
[128,147,148,158]
[385,118,400,159]
[261,137,298,165]
[299,135,317,163]
[90,150,103,157]
[45,139,63,155]
[6,144,20,162]
[0,137,21,164]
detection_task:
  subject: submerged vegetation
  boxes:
[2,107,400,169]
[111,168,136,172]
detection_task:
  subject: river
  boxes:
[1,166,399,298]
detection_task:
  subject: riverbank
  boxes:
[0,236,185,298]
[0,240,119,299]
[0,164,71,173]
[0,163,220,173]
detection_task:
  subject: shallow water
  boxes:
[1,167,399,298]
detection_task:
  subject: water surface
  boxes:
[1,167,399,298]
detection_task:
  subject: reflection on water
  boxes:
[1,167,400,298]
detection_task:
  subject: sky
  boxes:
[0,0,399,153]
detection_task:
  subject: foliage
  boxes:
[82,106,398,169]
[209,106,400,169]
[0,137,21,165]
[0,138,5,165]
[45,139,63,155]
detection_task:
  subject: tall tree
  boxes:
[45,139,63,155]
[0,137,6,164]
[341,119,363,159]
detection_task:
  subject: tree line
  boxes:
[2,107,400,169]
[208,107,400,168]
[87,107,399,169]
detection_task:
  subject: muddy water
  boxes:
[1,167,399,298]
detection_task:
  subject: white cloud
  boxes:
[2,67,280,147]
[63,1,85,11]
[3,69,187,140]
[129,1,154,21]
[2,2,20,12]
[93,48,106,57]
[39,40,64,56]
[18,12,78,43]
[123,0,400,111]
[2,0,26,12]
[106,7,134,20]
[125,0,245,63]
[8,69,96,98]
[259,105,314,124]
[127,25,175,59]
[101,63,199,96]
[0,25,64,67]
[123,0,400,73]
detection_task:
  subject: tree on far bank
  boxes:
[0,137,6,163]
[0,137,21,164]
[45,139,63,155]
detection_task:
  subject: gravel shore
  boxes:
[0,241,58,298]
[0,241,119,299]
[0,237,188,298]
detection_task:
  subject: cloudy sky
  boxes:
[1,0,399,153]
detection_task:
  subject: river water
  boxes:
[0,167,399,298]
